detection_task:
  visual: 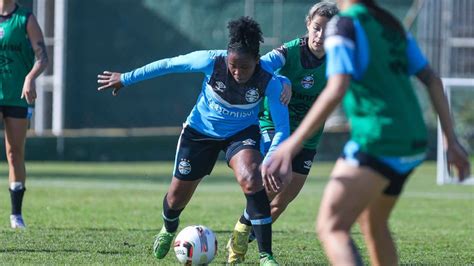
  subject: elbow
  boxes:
[38,58,49,71]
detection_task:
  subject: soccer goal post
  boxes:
[436,78,474,185]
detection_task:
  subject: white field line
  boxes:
[23,179,474,200]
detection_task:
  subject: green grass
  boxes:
[0,161,472,264]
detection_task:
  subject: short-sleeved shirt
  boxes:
[324,4,428,156]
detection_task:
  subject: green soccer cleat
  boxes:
[153,226,176,259]
[226,220,252,264]
[259,252,279,266]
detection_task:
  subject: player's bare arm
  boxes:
[21,14,48,104]
[416,66,471,180]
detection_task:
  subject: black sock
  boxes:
[349,238,363,266]
[162,194,183,233]
[245,189,272,255]
[239,214,252,226]
[9,188,26,215]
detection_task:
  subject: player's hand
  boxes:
[21,76,37,104]
[262,170,283,193]
[446,139,471,181]
[97,71,124,96]
[261,141,296,192]
[280,82,292,105]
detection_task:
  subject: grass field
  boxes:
[0,161,472,264]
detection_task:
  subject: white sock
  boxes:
[10,182,24,191]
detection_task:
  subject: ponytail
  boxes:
[361,0,405,36]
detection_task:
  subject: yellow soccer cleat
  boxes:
[226,220,252,264]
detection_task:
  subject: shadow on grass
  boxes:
[0,248,126,254]
[17,172,330,185]
[1,228,288,235]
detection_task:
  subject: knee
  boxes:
[240,177,261,194]
[316,214,352,241]
[238,167,262,194]
[270,200,288,216]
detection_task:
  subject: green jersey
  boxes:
[260,37,327,150]
[325,4,428,156]
[0,5,34,107]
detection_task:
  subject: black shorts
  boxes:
[292,148,317,175]
[261,129,316,176]
[0,106,31,119]
[173,125,261,181]
[341,141,424,196]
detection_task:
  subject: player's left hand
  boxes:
[97,71,124,96]
[21,77,37,104]
[446,139,471,181]
[280,82,292,105]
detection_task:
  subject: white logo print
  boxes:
[242,138,256,146]
[301,75,314,89]
[178,159,192,175]
[303,160,313,169]
[215,81,226,92]
[245,88,259,103]
[0,27,4,39]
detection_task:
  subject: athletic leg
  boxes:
[229,149,277,264]
[316,158,389,266]
[4,117,28,229]
[154,125,220,259]
[357,194,399,266]
[269,172,307,221]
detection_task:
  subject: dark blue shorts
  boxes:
[0,106,32,119]
[261,129,316,175]
[173,125,261,181]
[341,141,425,196]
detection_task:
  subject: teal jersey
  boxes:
[0,5,34,108]
[325,4,428,156]
[260,37,327,149]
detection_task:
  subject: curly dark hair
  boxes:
[227,16,263,58]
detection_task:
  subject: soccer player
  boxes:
[226,2,338,263]
[262,0,471,265]
[0,0,48,228]
[98,17,289,265]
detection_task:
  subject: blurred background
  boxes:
[7,0,474,162]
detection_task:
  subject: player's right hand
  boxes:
[97,71,124,96]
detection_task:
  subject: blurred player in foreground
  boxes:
[261,0,471,265]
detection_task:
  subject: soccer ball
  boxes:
[173,225,217,265]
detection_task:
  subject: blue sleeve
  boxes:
[260,48,285,72]
[406,33,428,75]
[263,78,290,163]
[324,16,357,77]
[120,50,216,86]
[325,43,355,76]
[260,50,291,86]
